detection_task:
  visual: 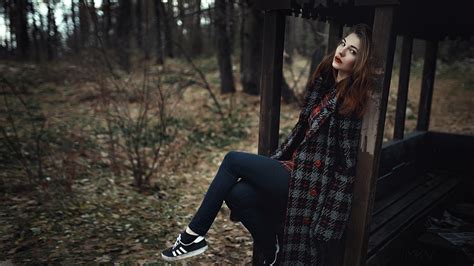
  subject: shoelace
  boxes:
[172,234,182,250]
[264,235,279,265]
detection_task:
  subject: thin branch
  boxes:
[172,40,225,118]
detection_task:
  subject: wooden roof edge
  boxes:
[354,0,399,6]
[255,0,400,11]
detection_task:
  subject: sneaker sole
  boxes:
[161,245,208,262]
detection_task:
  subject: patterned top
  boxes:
[279,92,331,172]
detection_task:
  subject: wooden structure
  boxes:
[254,0,474,265]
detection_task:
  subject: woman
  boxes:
[161,23,373,265]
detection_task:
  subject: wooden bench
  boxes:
[365,131,473,265]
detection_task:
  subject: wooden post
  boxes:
[327,19,343,54]
[416,39,438,131]
[255,9,286,265]
[343,6,397,266]
[257,10,286,157]
[393,35,413,139]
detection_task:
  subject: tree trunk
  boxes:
[163,0,174,58]
[38,9,47,60]
[155,0,164,64]
[11,0,29,59]
[240,0,263,95]
[215,0,235,94]
[46,1,56,60]
[226,0,235,51]
[102,0,112,47]
[136,0,143,49]
[79,0,89,49]
[206,3,214,51]
[190,0,202,55]
[142,0,152,60]
[117,0,132,72]
[177,0,186,47]
[30,2,41,61]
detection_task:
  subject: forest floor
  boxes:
[0,54,473,264]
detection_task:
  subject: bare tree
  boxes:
[215,0,235,94]
[163,0,174,58]
[190,0,203,55]
[135,0,143,49]
[117,0,132,72]
[7,0,30,59]
[226,0,236,51]
[46,0,60,60]
[102,0,112,47]
[155,0,164,64]
[79,0,90,49]
[240,0,263,95]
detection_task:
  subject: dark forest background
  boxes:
[0,0,473,264]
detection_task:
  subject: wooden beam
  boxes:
[327,19,343,54]
[416,40,438,131]
[343,5,397,266]
[354,0,399,6]
[257,10,286,157]
[255,9,286,264]
[393,35,413,139]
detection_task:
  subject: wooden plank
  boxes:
[374,160,419,203]
[255,9,286,265]
[366,177,460,266]
[372,164,425,215]
[257,10,286,157]
[378,131,427,177]
[393,35,413,139]
[327,19,343,54]
[367,177,459,263]
[416,39,438,131]
[370,173,447,235]
[343,6,397,266]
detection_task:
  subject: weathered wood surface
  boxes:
[257,10,286,157]
[343,6,397,266]
[367,172,460,266]
[255,9,286,265]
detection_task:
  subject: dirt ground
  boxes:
[0,57,472,264]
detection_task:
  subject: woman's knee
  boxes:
[221,150,242,172]
[224,181,259,211]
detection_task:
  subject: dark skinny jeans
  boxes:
[188,150,290,254]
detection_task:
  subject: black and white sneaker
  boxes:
[161,231,208,262]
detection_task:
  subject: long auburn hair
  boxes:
[309,23,373,119]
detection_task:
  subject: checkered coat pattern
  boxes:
[270,74,363,265]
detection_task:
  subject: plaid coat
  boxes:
[270,73,363,265]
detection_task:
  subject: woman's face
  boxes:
[332,33,361,77]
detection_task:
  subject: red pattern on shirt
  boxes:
[279,93,331,172]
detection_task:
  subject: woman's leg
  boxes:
[224,180,287,259]
[187,150,290,237]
